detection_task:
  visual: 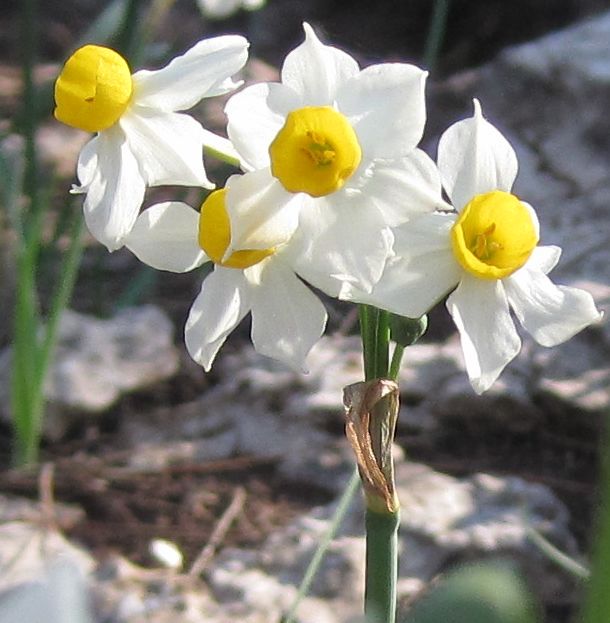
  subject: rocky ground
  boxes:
[0,2,609,622]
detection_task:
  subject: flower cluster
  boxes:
[55,24,601,391]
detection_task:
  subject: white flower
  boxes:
[54,37,249,250]
[222,23,435,296]
[124,182,327,371]
[352,100,602,393]
[197,0,265,19]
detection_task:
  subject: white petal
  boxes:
[526,244,561,274]
[281,23,360,105]
[75,135,100,188]
[290,200,393,295]
[348,150,448,226]
[393,211,457,256]
[249,259,327,371]
[438,99,518,211]
[505,259,602,347]
[78,126,145,251]
[345,213,459,315]
[337,63,427,159]
[226,82,299,170]
[125,201,207,272]
[224,169,302,256]
[121,108,213,188]
[447,275,521,394]
[132,35,249,111]
[346,248,461,318]
[185,267,251,371]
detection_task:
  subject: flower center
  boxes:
[450,191,538,280]
[54,45,133,133]
[198,189,275,269]
[269,106,362,197]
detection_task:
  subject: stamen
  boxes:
[472,223,503,260]
[301,131,336,166]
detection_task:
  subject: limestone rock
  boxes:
[0,560,94,623]
[395,463,580,604]
[0,522,94,594]
[203,460,580,619]
[0,306,179,439]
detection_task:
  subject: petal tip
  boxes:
[472,98,483,118]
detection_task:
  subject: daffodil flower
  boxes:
[352,100,602,393]
[124,178,327,370]
[54,37,249,250]
[196,0,265,19]
[222,23,434,295]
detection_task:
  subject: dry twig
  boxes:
[189,485,247,577]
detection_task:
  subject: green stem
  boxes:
[388,344,405,382]
[21,0,37,187]
[12,205,84,466]
[358,303,397,622]
[12,0,40,466]
[359,304,391,380]
[115,0,144,63]
[375,309,390,378]
[140,0,177,51]
[423,0,451,73]
[580,411,610,622]
[359,304,375,381]
[284,469,361,623]
[203,142,242,169]
[365,508,400,623]
[526,524,589,581]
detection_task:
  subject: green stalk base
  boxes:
[365,507,400,623]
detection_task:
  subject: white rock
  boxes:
[149,539,184,570]
[0,560,93,623]
[0,305,179,439]
[0,522,94,594]
[395,463,580,604]
[203,460,580,618]
[536,327,610,411]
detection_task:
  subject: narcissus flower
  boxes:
[223,23,435,295]
[124,177,327,371]
[197,0,265,19]
[353,100,602,393]
[54,37,249,250]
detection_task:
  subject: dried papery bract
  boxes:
[343,379,400,514]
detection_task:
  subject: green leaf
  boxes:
[75,0,130,48]
[401,562,541,623]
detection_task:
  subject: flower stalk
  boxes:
[350,308,428,621]
[349,306,402,623]
[344,377,400,623]
[365,507,400,623]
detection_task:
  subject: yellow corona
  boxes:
[54,45,133,133]
[269,106,362,197]
[198,189,275,269]
[451,190,538,280]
